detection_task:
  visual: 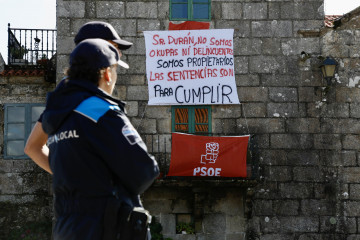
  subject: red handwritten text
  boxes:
[149,49,178,57]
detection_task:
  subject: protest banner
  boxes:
[144,29,240,105]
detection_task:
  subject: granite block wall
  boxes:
[0,76,55,238]
[54,0,360,239]
[2,0,360,239]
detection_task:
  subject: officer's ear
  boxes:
[103,67,112,83]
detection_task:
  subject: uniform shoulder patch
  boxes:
[74,96,120,123]
[122,123,142,145]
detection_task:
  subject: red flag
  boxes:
[168,133,249,177]
[168,21,210,30]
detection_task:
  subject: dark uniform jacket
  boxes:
[42,79,159,240]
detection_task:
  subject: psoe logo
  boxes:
[193,142,222,176]
[200,142,219,164]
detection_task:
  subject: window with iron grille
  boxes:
[4,103,45,159]
[170,0,211,21]
[171,106,211,135]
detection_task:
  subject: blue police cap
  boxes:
[74,21,133,50]
[70,38,129,69]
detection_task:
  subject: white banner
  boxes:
[144,29,240,105]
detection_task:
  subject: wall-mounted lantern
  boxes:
[319,57,338,85]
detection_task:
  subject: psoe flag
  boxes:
[168,133,249,177]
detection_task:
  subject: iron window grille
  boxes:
[171,105,212,135]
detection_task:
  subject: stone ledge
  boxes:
[153,178,258,188]
[297,29,320,38]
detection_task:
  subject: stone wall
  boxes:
[0,75,55,238]
[2,0,360,239]
[144,182,249,240]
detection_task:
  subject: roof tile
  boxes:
[325,15,343,28]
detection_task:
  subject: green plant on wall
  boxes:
[9,45,28,59]
[176,222,195,234]
[150,217,173,240]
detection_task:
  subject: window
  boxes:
[170,0,211,21]
[4,103,45,159]
[172,106,211,135]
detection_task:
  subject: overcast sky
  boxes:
[325,0,360,15]
[0,0,359,63]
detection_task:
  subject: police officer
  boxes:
[25,21,132,174]
[41,38,159,239]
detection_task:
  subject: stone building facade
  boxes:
[1,0,360,239]
[0,74,55,238]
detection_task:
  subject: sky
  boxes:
[324,0,360,15]
[0,0,359,64]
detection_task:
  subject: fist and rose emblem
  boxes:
[201,142,219,164]
[193,142,222,176]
